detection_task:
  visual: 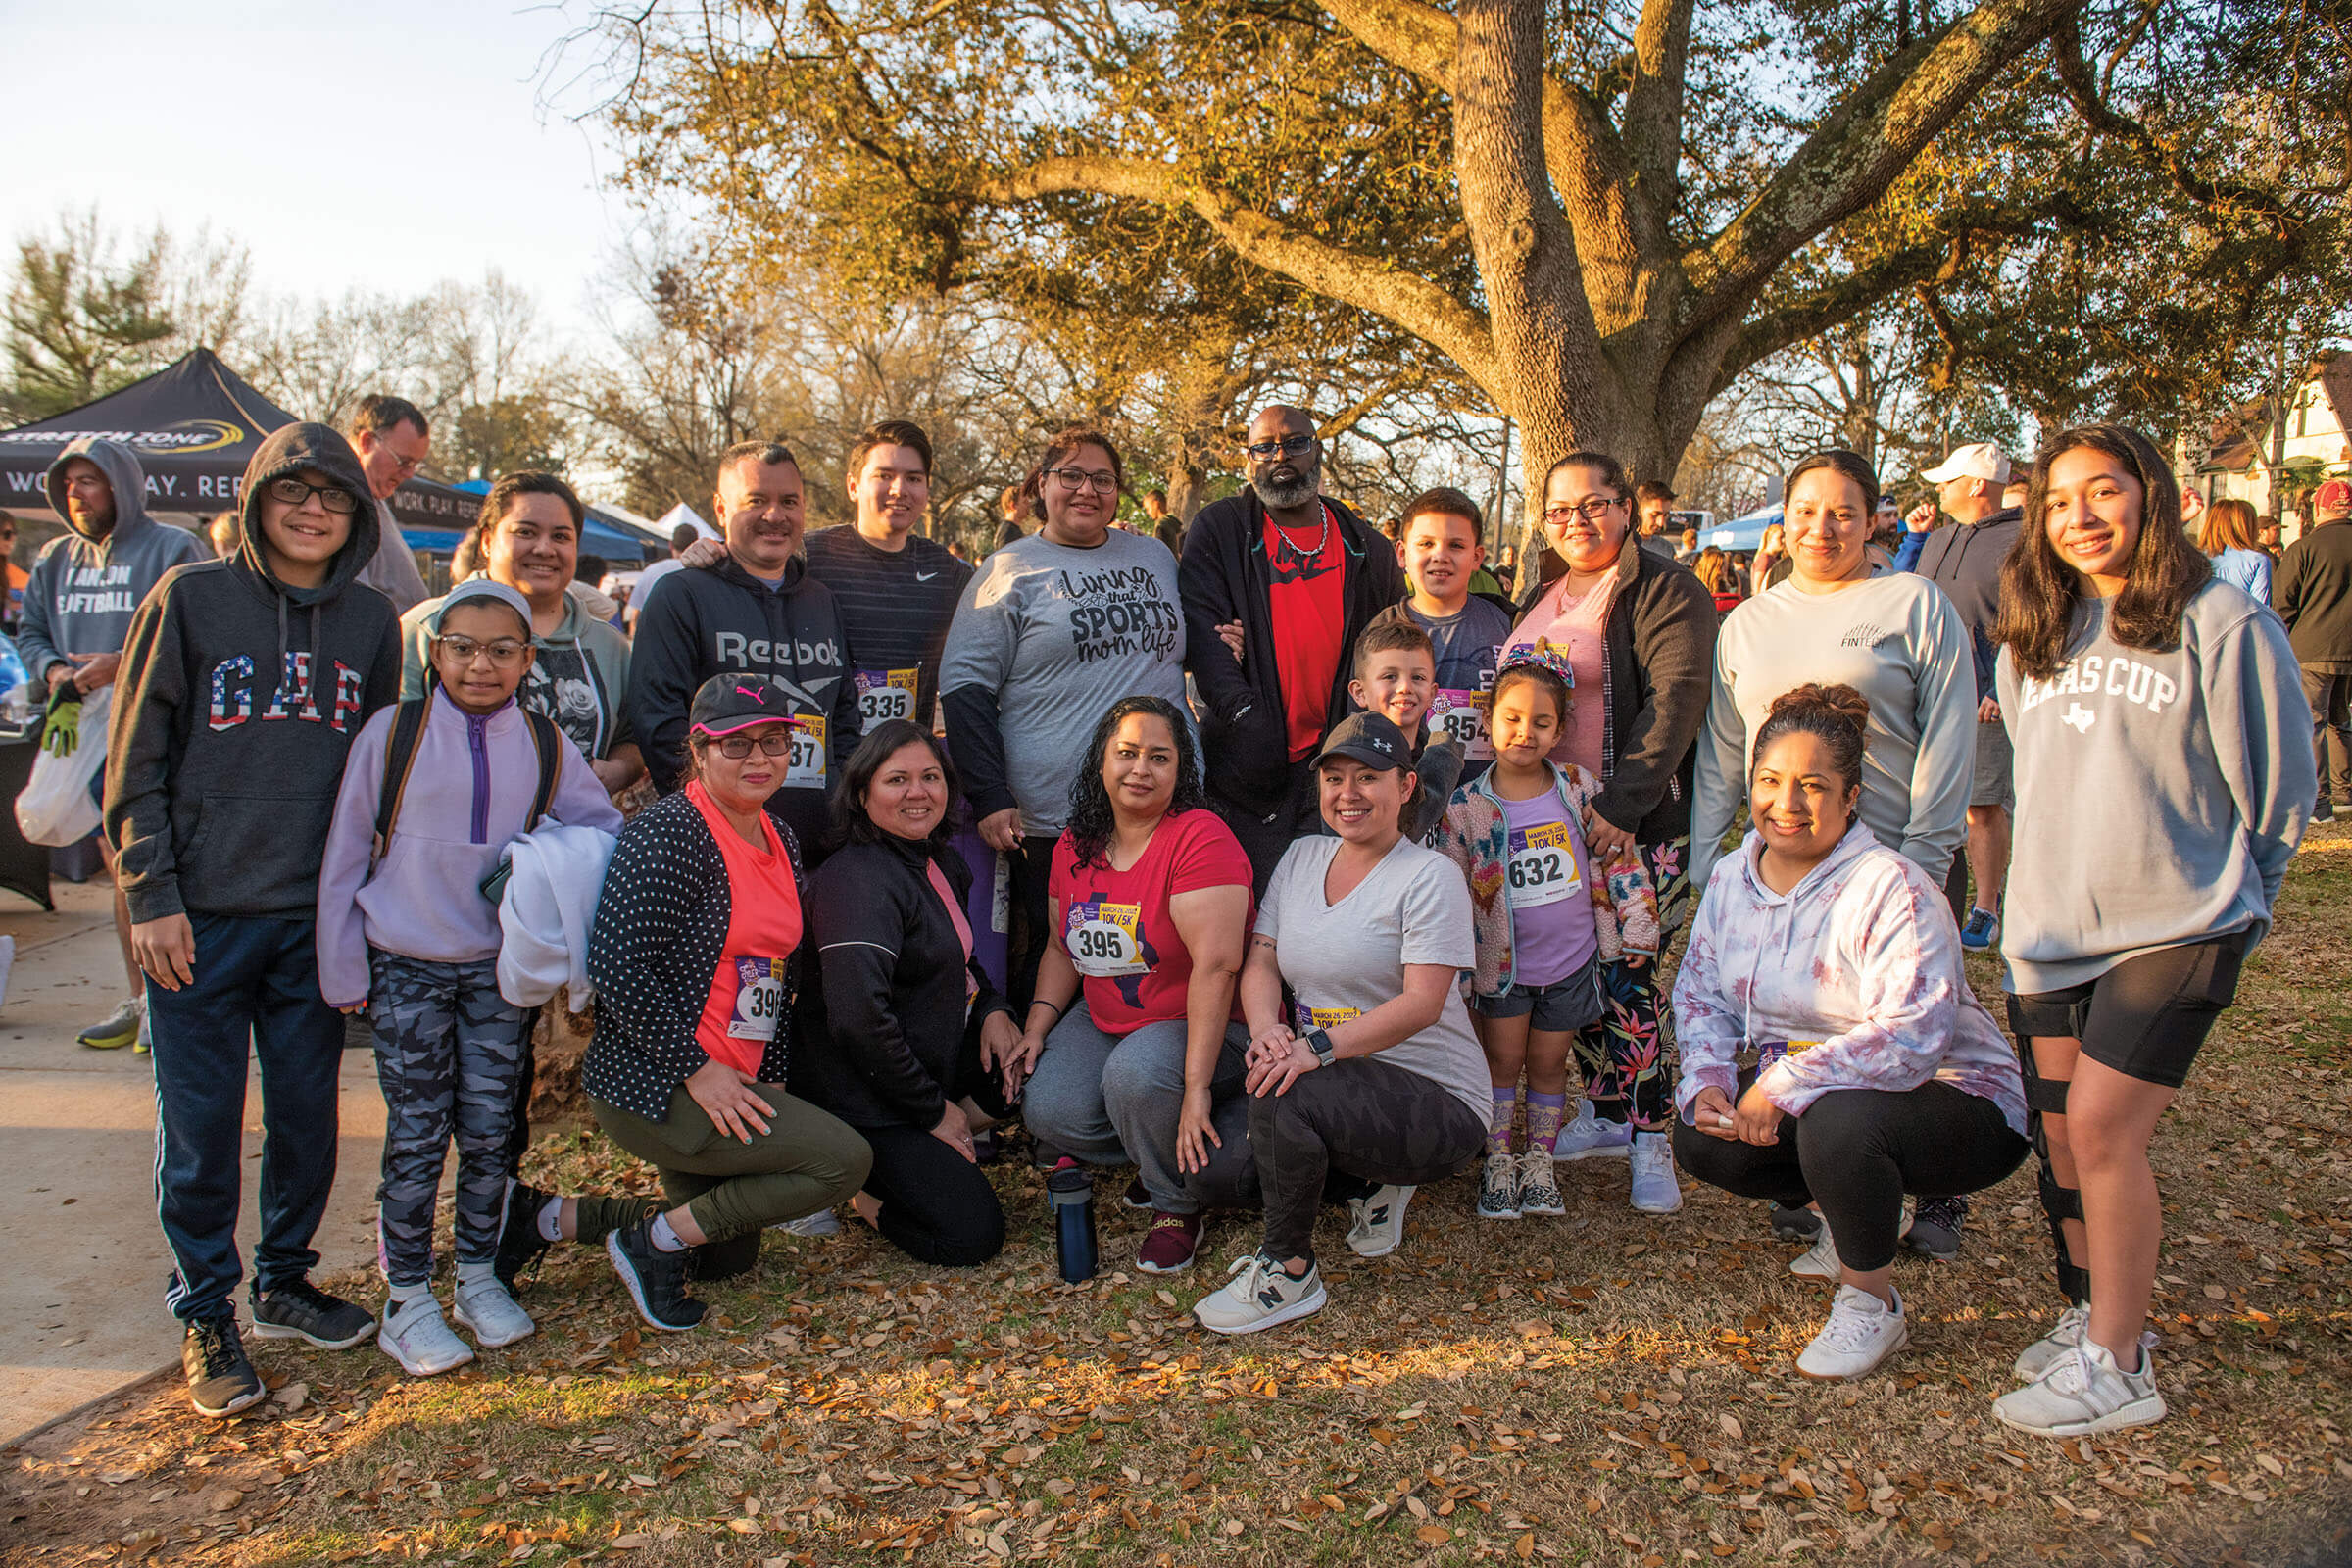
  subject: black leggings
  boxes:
[1251,1056,1486,1266]
[857,1010,1018,1268]
[1004,834,1057,1011]
[1672,1081,2028,1272]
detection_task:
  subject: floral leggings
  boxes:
[1573,835,1690,1133]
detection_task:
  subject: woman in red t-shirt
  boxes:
[1010,696,1256,1275]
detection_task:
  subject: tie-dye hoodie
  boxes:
[1671,823,2026,1136]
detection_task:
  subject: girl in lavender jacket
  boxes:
[1671,684,2027,1384]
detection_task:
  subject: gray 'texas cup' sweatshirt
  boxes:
[1691,571,1975,894]
[1996,580,2315,995]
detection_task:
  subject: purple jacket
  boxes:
[317,688,623,1007]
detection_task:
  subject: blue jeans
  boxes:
[148,913,345,1322]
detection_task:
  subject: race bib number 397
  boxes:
[855,667,918,733]
[1505,820,1582,908]
[728,957,787,1042]
[1066,897,1148,977]
[785,714,827,787]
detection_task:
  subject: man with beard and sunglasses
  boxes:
[1179,406,1404,890]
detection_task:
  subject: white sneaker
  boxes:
[1789,1221,1842,1281]
[1993,1337,2167,1438]
[377,1294,476,1377]
[0,933,16,1013]
[1553,1102,1631,1160]
[1476,1153,1522,1220]
[1796,1285,1910,1380]
[1193,1252,1326,1335]
[776,1209,841,1237]
[1346,1185,1415,1258]
[1628,1132,1683,1213]
[2012,1302,2092,1382]
[1516,1151,1566,1216]
[453,1276,536,1348]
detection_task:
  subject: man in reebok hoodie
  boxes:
[624,439,859,856]
[26,437,209,1050]
[106,422,403,1417]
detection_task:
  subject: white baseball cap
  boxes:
[1922,442,2011,486]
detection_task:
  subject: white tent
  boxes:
[656,502,719,542]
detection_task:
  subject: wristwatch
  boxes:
[1304,1028,1337,1069]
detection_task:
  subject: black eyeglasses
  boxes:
[1245,434,1318,460]
[1543,497,1625,525]
[711,731,794,760]
[267,477,361,514]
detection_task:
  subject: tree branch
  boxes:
[984,154,1499,386]
[1620,0,1694,224]
[1685,0,2075,334]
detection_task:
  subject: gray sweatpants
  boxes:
[369,950,531,1288]
[1022,1002,1256,1213]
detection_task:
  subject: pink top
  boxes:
[1501,576,1616,774]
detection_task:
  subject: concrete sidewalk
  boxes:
[0,879,385,1445]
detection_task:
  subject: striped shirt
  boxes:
[802,524,972,734]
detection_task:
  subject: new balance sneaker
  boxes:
[778,1209,842,1237]
[1629,1132,1683,1213]
[1554,1102,1632,1161]
[607,1217,706,1332]
[1796,1285,1910,1380]
[1904,1195,1968,1260]
[250,1280,374,1349]
[1193,1252,1326,1335]
[1476,1153,1522,1220]
[1959,907,2000,951]
[1789,1223,1843,1282]
[181,1317,263,1417]
[1770,1202,1823,1242]
[494,1181,558,1290]
[453,1276,537,1348]
[1136,1211,1202,1273]
[134,1000,152,1054]
[2011,1302,2092,1382]
[1993,1337,2166,1437]
[1346,1185,1415,1258]
[77,993,144,1051]
[376,1294,475,1377]
[1516,1151,1566,1216]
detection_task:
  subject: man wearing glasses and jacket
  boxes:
[1178,405,1405,890]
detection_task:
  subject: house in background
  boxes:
[2188,351,2352,545]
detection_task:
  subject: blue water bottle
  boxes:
[1048,1166,1098,1284]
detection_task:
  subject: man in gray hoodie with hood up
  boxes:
[27,437,208,1050]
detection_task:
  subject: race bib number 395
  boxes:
[785,715,827,787]
[855,667,918,733]
[1066,897,1148,977]
[728,957,787,1042]
[1505,820,1582,908]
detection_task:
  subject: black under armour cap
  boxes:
[1312,710,1411,773]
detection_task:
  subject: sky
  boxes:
[0,0,627,340]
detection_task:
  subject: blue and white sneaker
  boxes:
[1959,907,2000,951]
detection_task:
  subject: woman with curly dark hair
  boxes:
[1013,695,1257,1274]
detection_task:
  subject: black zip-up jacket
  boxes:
[1911,508,2022,697]
[1516,533,1719,847]
[1179,488,1406,813]
[2274,520,2352,667]
[623,550,861,854]
[582,790,805,1122]
[791,834,1010,1131]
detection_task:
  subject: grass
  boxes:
[9,834,2352,1567]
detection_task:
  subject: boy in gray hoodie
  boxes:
[106,423,403,1417]
[27,437,208,1049]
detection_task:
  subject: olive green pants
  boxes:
[582,1084,872,1250]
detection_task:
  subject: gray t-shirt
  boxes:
[1254,835,1489,1120]
[939,529,1188,835]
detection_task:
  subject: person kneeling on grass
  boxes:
[317,579,625,1376]
[1670,684,2028,1381]
[496,676,873,1331]
[1192,711,1489,1335]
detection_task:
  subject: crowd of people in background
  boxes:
[10,389,2328,1452]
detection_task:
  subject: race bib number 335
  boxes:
[1505,820,1582,908]
[855,668,918,733]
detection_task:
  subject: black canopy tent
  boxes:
[0,347,485,540]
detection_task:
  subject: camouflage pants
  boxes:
[1250,1055,1487,1266]
[369,951,530,1288]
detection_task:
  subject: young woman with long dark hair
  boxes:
[1989,424,2313,1437]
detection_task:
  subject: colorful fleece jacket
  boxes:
[1431,761,1660,999]
[1670,823,2026,1136]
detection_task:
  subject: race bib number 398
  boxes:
[1066,897,1148,977]
[785,715,827,787]
[1505,820,1582,908]
[855,667,918,733]
[728,957,787,1042]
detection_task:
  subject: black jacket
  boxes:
[1911,508,2022,697]
[1179,489,1406,813]
[2274,521,2352,666]
[105,422,402,923]
[1518,534,1719,846]
[583,790,806,1122]
[792,834,1009,1131]
[623,551,861,853]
